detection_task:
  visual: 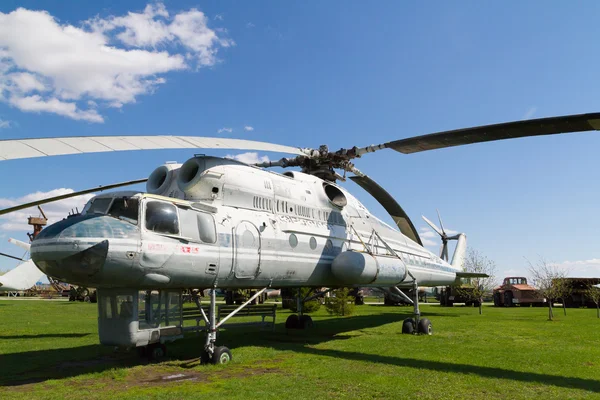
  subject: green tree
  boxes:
[325,288,355,316]
[289,287,322,313]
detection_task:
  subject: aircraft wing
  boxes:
[0,260,44,291]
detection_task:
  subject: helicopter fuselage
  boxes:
[30,156,461,290]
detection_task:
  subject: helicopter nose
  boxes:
[34,240,109,280]
[30,214,140,285]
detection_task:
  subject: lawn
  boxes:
[0,299,599,399]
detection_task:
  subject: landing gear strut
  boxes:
[199,287,268,365]
[401,278,432,335]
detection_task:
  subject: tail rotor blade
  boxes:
[436,209,446,236]
[422,215,443,237]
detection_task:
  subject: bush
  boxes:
[289,287,322,313]
[325,288,355,316]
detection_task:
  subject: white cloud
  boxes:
[214,14,224,21]
[225,152,269,165]
[550,259,600,278]
[9,95,103,122]
[7,72,48,92]
[523,106,537,120]
[246,22,255,28]
[0,189,94,233]
[244,125,254,131]
[418,227,439,247]
[0,119,10,129]
[0,4,232,123]
[218,127,233,134]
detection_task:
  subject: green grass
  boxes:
[0,299,599,399]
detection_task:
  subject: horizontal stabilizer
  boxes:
[0,260,44,291]
[455,272,489,278]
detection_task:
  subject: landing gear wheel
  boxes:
[417,318,433,335]
[212,346,232,364]
[148,343,166,360]
[285,314,299,329]
[298,315,313,329]
[136,346,147,358]
[402,318,415,334]
[493,293,501,307]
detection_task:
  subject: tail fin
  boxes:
[450,233,467,270]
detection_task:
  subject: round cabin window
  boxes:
[289,234,298,248]
[309,237,317,250]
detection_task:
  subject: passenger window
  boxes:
[145,201,179,235]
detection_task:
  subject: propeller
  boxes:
[0,178,148,216]
[422,211,461,261]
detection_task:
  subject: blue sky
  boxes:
[1,1,600,281]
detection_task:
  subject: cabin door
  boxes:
[234,221,261,278]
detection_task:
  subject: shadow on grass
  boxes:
[0,333,91,339]
[289,346,600,393]
[2,311,599,394]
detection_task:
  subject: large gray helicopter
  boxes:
[0,112,597,364]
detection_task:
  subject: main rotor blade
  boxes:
[0,178,147,216]
[422,215,443,237]
[385,112,600,154]
[0,252,25,262]
[0,136,304,161]
[349,175,422,246]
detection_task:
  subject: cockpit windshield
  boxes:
[108,197,139,225]
[84,196,139,225]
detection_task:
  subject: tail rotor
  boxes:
[422,210,462,262]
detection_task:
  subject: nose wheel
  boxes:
[401,278,433,335]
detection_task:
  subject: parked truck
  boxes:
[550,278,600,308]
[437,284,480,307]
[493,277,545,307]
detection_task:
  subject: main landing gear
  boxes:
[285,288,314,330]
[198,287,268,365]
[401,279,433,336]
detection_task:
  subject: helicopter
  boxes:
[0,112,598,364]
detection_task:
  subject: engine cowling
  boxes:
[177,156,243,200]
[146,163,183,198]
[331,251,407,285]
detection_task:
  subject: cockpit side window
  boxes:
[145,201,179,235]
[178,207,217,243]
[108,197,139,225]
[87,198,113,214]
